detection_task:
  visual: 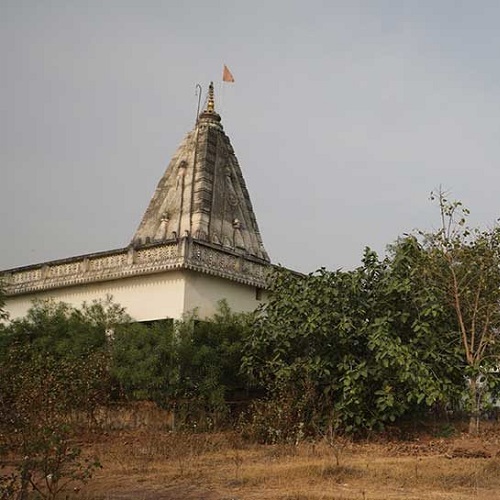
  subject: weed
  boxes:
[319,464,364,482]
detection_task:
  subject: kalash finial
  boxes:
[198,81,222,126]
[206,81,215,112]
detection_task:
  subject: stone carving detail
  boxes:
[2,239,268,296]
[88,255,125,271]
[189,242,268,286]
[13,269,41,284]
[135,244,178,264]
[48,262,79,278]
[191,244,239,273]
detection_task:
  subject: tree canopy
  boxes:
[243,241,464,437]
[414,191,500,433]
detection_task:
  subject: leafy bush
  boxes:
[0,346,104,499]
[0,297,125,498]
[243,244,463,435]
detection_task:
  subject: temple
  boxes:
[1,83,271,321]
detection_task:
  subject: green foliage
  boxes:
[416,190,500,432]
[0,297,126,425]
[109,300,254,428]
[176,301,254,408]
[0,345,104,499]
[0,297,126,498]
[174,303,254,429]
[111,320,176,401]
[0,296,130,362]
[0,421,101,500]
[0,296,253,434]
[243,243,463,437]
[243,191,500,437]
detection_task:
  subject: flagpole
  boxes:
[220,64,235,118]
[219,80,224,117]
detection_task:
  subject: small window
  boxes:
[255,287,263,301]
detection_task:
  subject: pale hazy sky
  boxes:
[2,1,500,273]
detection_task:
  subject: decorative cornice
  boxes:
[1,238,270,296]
[187,241,268,287]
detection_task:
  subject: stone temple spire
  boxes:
[131,83,270,262]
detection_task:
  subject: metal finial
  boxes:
[207,81,215,112]
[197,81,221,126]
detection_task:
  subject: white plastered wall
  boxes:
[183,271,263,318]
[5,270,265,322]
[5,271,186,322]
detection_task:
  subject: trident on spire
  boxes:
[195,84,202,124]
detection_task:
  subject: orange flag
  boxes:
[222,65,235,83]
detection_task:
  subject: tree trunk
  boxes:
[468,378,480,435]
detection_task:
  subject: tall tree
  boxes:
[417,191,500,433]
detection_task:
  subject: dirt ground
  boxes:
[70,424,500,500]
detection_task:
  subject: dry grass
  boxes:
[57,426,500,499]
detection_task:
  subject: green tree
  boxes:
[243,244,461,437]
[416,191,500,433]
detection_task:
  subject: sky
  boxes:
[2,1,500,274]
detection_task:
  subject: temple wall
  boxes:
[183,270,264,318]
[2,239,271,322]
[4,269,267,322]
[5,271,186,322]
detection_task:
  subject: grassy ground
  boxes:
[71,424,500,500]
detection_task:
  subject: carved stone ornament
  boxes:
[2,238,270,296]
